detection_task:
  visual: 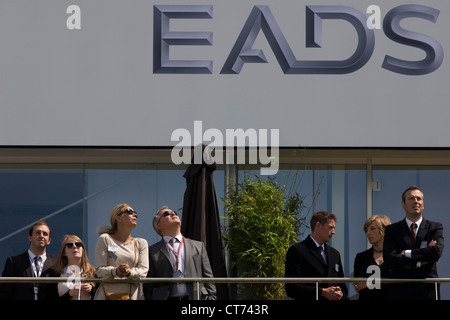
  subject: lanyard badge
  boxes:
[166,237,184,273]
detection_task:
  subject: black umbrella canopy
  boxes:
[181,146,229,299]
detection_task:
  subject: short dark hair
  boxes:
[28,220,51,237]
[310,211,337,231]
[401,185,423,202]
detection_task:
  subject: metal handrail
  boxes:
[1,276,450,283]
[1,277,446,300]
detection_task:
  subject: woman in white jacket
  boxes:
[94,203,149,300]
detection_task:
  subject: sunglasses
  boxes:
[119,208,138,217]
[65,242,83,249]
[162,211,177,217]
[157,211,177,225]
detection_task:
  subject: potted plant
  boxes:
[223,174,307,299]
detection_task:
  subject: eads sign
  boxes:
[153,4,443,75]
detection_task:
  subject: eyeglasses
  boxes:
[119,209,138,217]
[162,211,177,217]
[157,210,177,225]
[65,242,83,249]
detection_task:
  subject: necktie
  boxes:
[319,245,327,264]
[34,256,41,277]
[410,223,417,242]
[170,238,180,270]
[33,256,41,300]
[169,237,186,297]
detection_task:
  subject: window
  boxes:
[0,164,224,270]
[0,166,84,263]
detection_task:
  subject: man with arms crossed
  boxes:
[383,186,444,300]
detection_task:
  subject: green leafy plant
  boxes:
[223,174,307,300]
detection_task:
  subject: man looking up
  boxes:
[0,220,56,300]
[143,206,216,300]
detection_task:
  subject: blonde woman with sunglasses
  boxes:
[94,204,149,300]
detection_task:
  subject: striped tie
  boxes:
[34,256,41,277]
[410,223,417,242]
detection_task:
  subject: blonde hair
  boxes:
[363,215,391,237]
[97,204,129,235]
[52,235,95,278]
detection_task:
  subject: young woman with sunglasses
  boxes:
[43,235,96,300]
[94,204,149,300]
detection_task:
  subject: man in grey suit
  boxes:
[143,206,216,300]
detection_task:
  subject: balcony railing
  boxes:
[1,277,449,300]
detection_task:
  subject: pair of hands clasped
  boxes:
[68,283,93,298]
[116,262,131,278]
[322,286,343,300]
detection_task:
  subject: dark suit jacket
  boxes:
[143,237,216,300]
[285,235,348,300]
[383,218,444,300]
[0,251,56,300]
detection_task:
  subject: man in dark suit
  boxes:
[143,206,216,300]
[0,220,56,300]
[383,186,444,300]
[285,211,348,300]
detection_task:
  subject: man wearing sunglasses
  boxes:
[143,206,216,300]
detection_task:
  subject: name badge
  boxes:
[108,244,119,261]
[108,244,118,252]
